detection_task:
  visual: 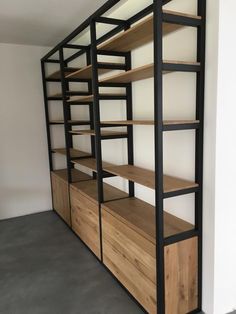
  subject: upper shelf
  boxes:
[52,148,91,159]
[103,164,198,194]
[72,157,113,172]
[66,62,125,80]
[98,10,201,52]
[99,61,200,84]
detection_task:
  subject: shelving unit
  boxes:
[41,0,206,313]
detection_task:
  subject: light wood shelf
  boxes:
[66,62,125,80]
[98,10,201,52]
[102,197,193,244]
[67,93,126,103]
[47,67,79,80]
[71,179,128,203]
[101,119,200,126]
[70,129,127,137]
[52,168,91,183]
[103,164,198,193]
[72,157,113,172]
[99,61,200,84]
[52,148,91,158]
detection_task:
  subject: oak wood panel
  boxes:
[67,93,126,103]
[99,61,200,84]
[70,187,101,259]
[51,148,91,158]
[103,164,198,192]
[101,120,200,126]
[52,168,91,183]
[51,171,70,226]
[102,197,193,244]
[71,157,114,172]
[102,206,198,313]
[66,62,125,79]
[70,179,127,203]
[70,129,127,137]
[98,11,201,52]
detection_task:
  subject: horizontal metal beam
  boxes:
[163,63,201,72]
[164,186,199,199]
[45,59,60,63]
[164,229,198,246]
[95,16,127,26]
[64,44,88,49]
[97,62,126,70]
[163,12,202,27]
[163,123,200,131]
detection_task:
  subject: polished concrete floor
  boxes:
[0,211,144,314]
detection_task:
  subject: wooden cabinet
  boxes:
[70,181,101,259]
[51,170,70,226]
[102,198,198,314]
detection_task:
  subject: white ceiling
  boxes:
[0,0,107,47]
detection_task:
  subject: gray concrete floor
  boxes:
[0,211,144,314]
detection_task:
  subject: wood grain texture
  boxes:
[99,61,200,84]
[102,205,198,313]
[51,171,70,226]
[70,179,127,203]
[103,164,198,192]
[70,129,127,137]
[51,148,91,158]
[102,197,193,244]
[101,120,199,126]
[70,187,101,259]
[71,157,114,172]
[98,11,201,52]
[66,62,125,79]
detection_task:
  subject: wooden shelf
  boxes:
[70,129,127,137]
[52,169,91,183]
[101,120,200,126]
[98,10,201,52]
[71,180,128,203]
[67,93,126,103]
[103,164,198,193]
[50,120,90,125]
[102,197,193,244]
[52,148,91,158]
[72,157,113,172]
[99,61,200,84]
[66,62,125,80]
[47,67,79,80]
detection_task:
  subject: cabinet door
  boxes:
[70,187,101,259]
[51,172,70,226]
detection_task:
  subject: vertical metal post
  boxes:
[59,48,72,184]
[195,0,206,310]
[41,60,53,171]
[125,51,135,197]
[90,19,104,261]
[153,1,165,313]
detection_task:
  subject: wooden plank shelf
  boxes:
[66,62,125,80]
[52,168,91,183]
[98,10,201,52]
[70,129,127,137]
[52,148,91,159]
[72,158,114,172]
[101,120,200,126]
[103,164,198,193]
[67,93,127,104]
[47,67,79,80]
[99,61,200,84]
[102,197,193,244]
[50,120,91,125]
[71,180,128,204]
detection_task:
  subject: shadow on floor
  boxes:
[0,211,144,314]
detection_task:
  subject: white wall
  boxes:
[0,43,52,219]
[213,1,236,313]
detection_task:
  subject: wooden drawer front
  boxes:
[51,173,70,226]
[102,208,156,313]
[70,188,101,259]
[102,208,198,314]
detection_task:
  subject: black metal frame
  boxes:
[41,0,206,313]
